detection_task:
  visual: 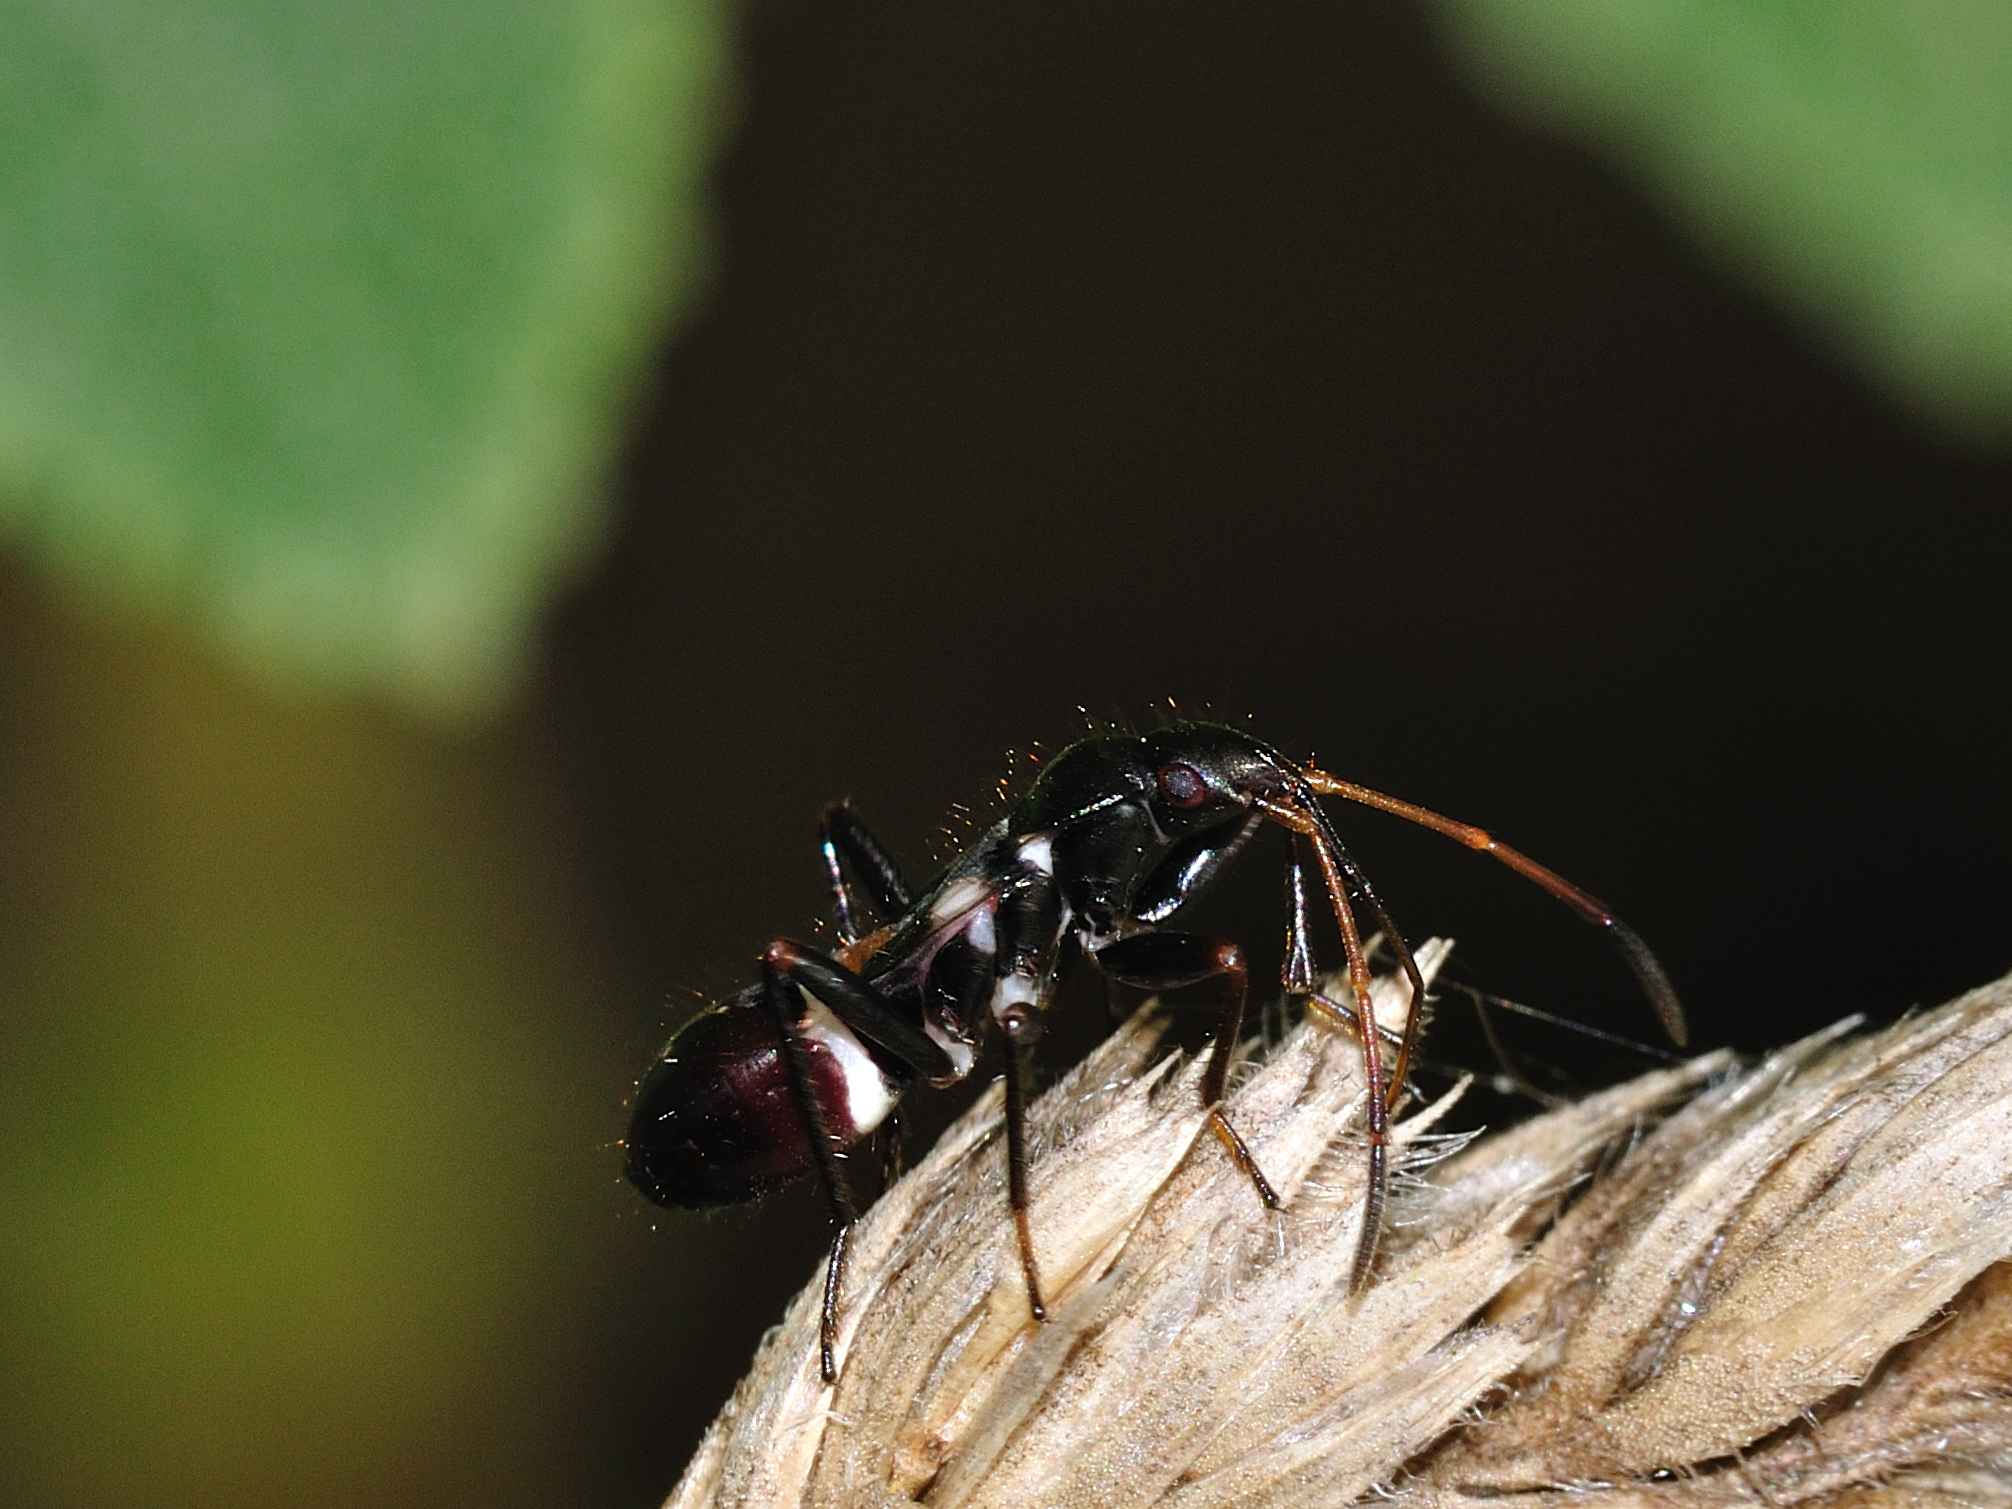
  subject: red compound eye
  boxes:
[1156,761,1208,808]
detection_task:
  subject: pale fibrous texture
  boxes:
[669,950,2012,1508]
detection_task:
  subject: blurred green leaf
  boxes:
[1436,0,2012,442]
[0,1,725,713]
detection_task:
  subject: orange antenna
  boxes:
[1299,768,1688,1048]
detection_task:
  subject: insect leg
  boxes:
[1285,841,1408,1052]
[1282,845,1316,1001]
[763,939,959,1079]
[759,946,860,1383]
[997,1002,1048,1321]
[760,940,957,1382]
[1131,811,1265,924]
[878,1106,909,1186]
[1094,930,1281,1211]
[1306,850,1428,1116]
[1251,796,1390,1289]
[989,859,1066,1322]
[819,801,914,945]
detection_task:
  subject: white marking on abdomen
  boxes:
[799,994,897,1135]
[931,876,990,924]
[1016,834,1055,875]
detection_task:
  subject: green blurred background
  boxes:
[4,5,2010,1506]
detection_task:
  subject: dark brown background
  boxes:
[560,8,2010,1497]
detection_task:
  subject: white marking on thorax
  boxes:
[991,973,1040,1019]
[798,993,897,1135]
[924,1017,977,1080]
[965,900,997,955]
[1015,834,1055,875]
[931,876,991,924]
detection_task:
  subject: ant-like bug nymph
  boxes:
[624,721,1687,1383]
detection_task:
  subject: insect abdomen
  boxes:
[625,995,896,1209]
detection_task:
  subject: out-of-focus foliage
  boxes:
[0,584,644,1508]
[1437,0,2012,443]
[0,1,724,714]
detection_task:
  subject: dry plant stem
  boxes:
[669,958,2012,1508]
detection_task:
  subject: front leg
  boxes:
[1093,930,1281,1211]
[1285,845,1406,1051]
[996,999,1048,1322]
[988,855,1067,1322]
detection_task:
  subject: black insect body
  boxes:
[624,721,1687,1382]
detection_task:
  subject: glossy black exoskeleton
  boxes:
[624,720,1686,1381]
